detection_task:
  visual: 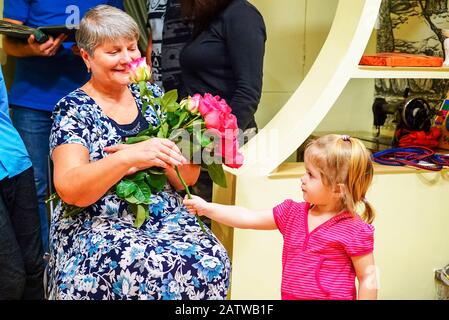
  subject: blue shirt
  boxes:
[3,0,124,112]
[0,67,32,180]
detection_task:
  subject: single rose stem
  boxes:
[175,166,207,234]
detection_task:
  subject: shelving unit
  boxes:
[354,65,449,79]
[213,0,449,299]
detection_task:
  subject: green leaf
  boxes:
[158,122,169,138]
[141,101,149,115]
[146,172,167,192]
[133,180,152,204]
[207,163,227,188]
[162,90,178,107]
[166,102,179,113]
[173,111,189,129]
[132,172,147,181]
[166,110,180,128]
[136,204,147,228]
[116,179,138,198]
[151,97,162,110]
[125,195,140,204]
[125,135,151,144]
[200,131,214,148]
[130,204,148,228]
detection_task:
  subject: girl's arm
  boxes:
[352,253,378,300]
[183,195,277,230]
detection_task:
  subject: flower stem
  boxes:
[183,115,202,129]
[175,166,207,234]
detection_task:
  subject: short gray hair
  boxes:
[76,5,140,56]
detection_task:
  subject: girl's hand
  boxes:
[183,195,211,216]
[104,138,187,173]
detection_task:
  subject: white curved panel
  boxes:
[234,0,382,176]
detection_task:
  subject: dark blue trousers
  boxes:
[0,167,44,299]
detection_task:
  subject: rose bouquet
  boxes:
[118,58,243,229]
[49,58,243,230]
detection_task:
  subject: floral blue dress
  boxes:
[47,83,231,300]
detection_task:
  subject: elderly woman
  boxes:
[47,5,231,300]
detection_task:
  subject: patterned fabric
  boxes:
[273,200,374,300]
[47,83,231,300]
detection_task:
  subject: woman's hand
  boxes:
[183,195,211,216]
[104,138,188,174]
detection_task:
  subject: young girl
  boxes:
[183,134,378,300]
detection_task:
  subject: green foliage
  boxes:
[115,169,167,228]
[206,163,227,188]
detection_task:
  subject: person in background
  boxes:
[179,0,266,202]
[47,5,230,299]
[2,0,125,252]
[147,0,191,92]
[123,0,150,54]
[185,135,378,300]
[0,66,44,300]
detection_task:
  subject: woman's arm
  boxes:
[225,7,266,130]
[52,144,131,207]
[165,164,201,190]
[2,18,67,57]
[54,138,187,207]
[352,253,378,300]
[183,195,277,230]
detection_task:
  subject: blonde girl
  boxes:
[184,134,378,300]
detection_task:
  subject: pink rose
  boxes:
[222,113,238,130]
[198,93,232,116]
[208,129,243,169]
[180,94,202,114]
[128,57,152,83]
[220,135,244,169]
[198,93,216,115]
[204,110,223,131]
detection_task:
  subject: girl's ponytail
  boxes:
[361,198,375,224]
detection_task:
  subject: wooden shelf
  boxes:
[353,65,449,79]
[268,161,446,179]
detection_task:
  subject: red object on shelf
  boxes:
[396,127,441,149]
[359,53,443,67]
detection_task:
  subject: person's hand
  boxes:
[27,33,67,56]
[104,138,188,174]
[183,195,211,216]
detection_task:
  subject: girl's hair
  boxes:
[76,5,140,56]
[304,134,375,224]
[181,0,233,37]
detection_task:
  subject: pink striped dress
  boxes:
[273,200,374,300]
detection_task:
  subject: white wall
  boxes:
[252,0,376,143]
